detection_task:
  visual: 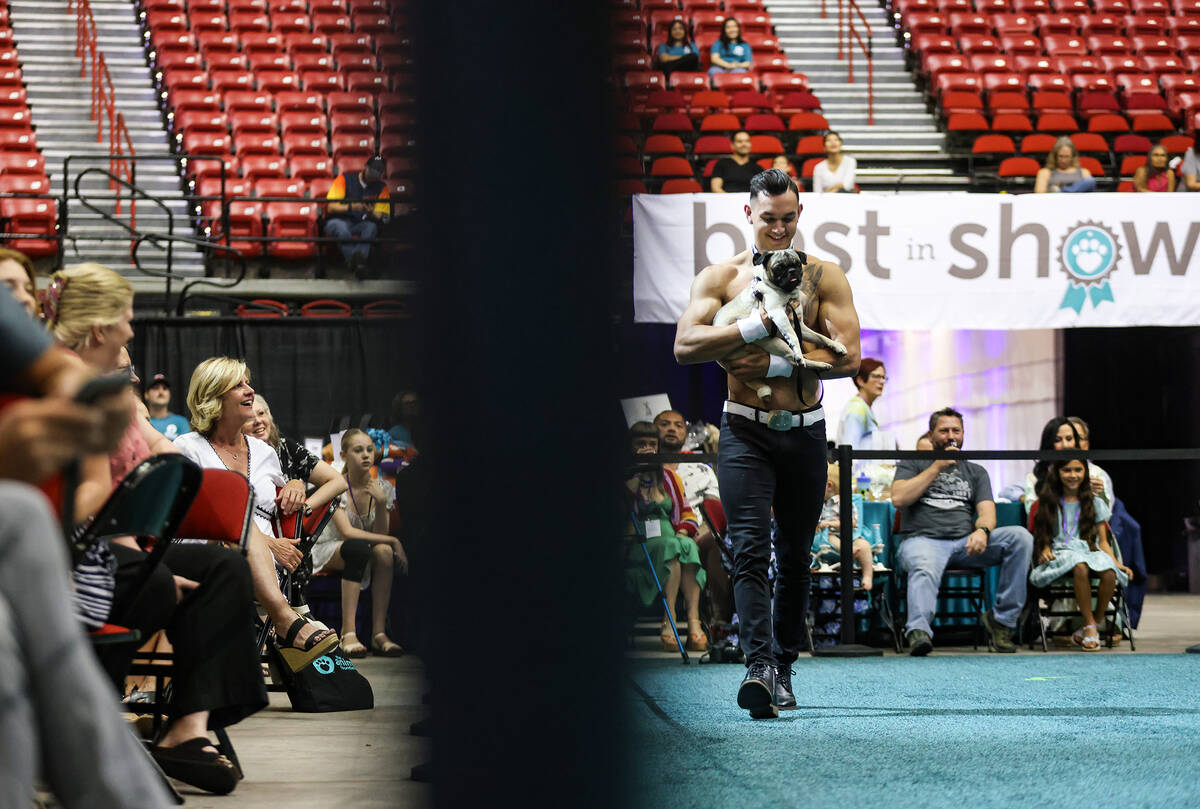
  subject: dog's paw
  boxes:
[800,357,833,372]
[754,384,772,400]
[828,339,847,356]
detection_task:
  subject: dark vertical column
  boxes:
[412,2,626,807]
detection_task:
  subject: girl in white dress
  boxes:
[309,429,407,657]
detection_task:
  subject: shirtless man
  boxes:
[673,169,861,718]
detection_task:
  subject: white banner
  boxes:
[633,192,1200,329]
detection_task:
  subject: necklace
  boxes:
[208,435,247,469]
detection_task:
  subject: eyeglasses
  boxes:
[868,373,888,381]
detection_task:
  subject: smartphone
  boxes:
[74,372,131,405]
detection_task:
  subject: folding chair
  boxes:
[1021,500,1135,651]
[125,468,253,776]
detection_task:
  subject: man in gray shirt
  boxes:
[891,407,1033,656]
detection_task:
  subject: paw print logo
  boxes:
[1059,222,1120,282]
[313,655,335,675]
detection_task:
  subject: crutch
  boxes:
[631,507,689,663]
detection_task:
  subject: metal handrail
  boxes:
[838,0,875,125]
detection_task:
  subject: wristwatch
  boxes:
[977,525,991,537]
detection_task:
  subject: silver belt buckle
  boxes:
[766,409,794,431]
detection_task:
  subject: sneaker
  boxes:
[737,661,778,719]
[774,665,797,711]
[981,610,1017,653]
[906,629,933,657]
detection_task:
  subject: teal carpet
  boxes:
[628,654,1200,809]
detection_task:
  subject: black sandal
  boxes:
[151,738,239,795]
[279,616,336,651]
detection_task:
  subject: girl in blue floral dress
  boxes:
[1029,458,1132,651]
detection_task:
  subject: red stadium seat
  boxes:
[300,69,344,93]
[1123,14,1165,34]
[793,134,828,155]
[1160,134,1194,154]
[643,133,687,155]
[1112,133,1153,154]
[1042,35,1088,54]
[1019,132,1058,153]
[933,72,984,95]
[998,34,1042,54]
[163,69,209,98]
[925,53,971,81]
[904,12,949,33]
[1035,112,1080,131]
[207,199,264,257]
[941,90,984,114]
[748,134,784,153]
[350,11,392,34]
[711,73,758,94]
[1094,0,1132,11]
[786,112,829,132]
[331,135,373,168]
[313,12,352,34]
[292,51,336,73]
[254,176,306,198]
[989,90,1032,114]
[659,178,704,194]
[1054,0,1091,12]
[1143,54,1186,74]
[0,173,50,195]
[229,0,269,12]
[754,54,790,73]
[205,51,249,72]
[667,72,711,99]
[265,200,319,258]
[698,112,741,132]
[276,90,327,114]
[1078,90,1121,116]
[1130,112,1174,133]
[272,14,313,34]
[1087,113,1131,133]
[649,156,695,177]
[256,70,301,94]
[946,112,989,135]
[1078,155,1106,175]
[744,113,785,132]
[156,50,202,72]
[238,154,288,182]
[285,32,329,55]
[327,111,372,141]
[290,153,336,182]
[0,195,57,257]
[182,130,232,156]
[1031,89,1072,113]
[169,89,221,115]
[953,20,995,39]
[1100,55,1147,75]
[146,10,188,32]
[1057,55,1106,75]
[240,31,285,54]
[1069,131,1111,154]
[224,90,274,115]
[994,14,1038,33]
[174,109,226,141]
[761,73,809,94]
[971,54,1017,74]
[991,113,1034,133]
[229,12,269,33]
[650,112,694,134]
[327,91,375,115]
[729,90,775,115]
[337,50,378,72]
[971,134,1017,155]
[1027,73,1071,93]
[0,127,35,151]
[997,156,1040,177]
[1080,13,1122,34]
[346,71,390,94]
[211,69,255,94]
[284,133,330,161]
[959,33,1002,54]
[911,34,959,62]
[1087,34,1133,53]
[775,91,822,115]
[1034,13,1078,34]
[692,135,733,157]
[1013,0,1052,12]
[1117,154,1146,175]
[232,133,282,156]
[1132,34,1175,53]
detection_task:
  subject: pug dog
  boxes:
[712,248,847,402]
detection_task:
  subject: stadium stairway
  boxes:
[10,0,204,275]
[770,0,970,190]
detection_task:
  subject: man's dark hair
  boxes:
[748,168,799,203]
[928,407,964,431]
[731,129,751,141]
[629,421,658,442]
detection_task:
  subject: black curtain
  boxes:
[1064,326,1200,587]
[129,317,417,439]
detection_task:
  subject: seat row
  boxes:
[614,7,772,40]
[142,6,399,37]
[903,10,1199,36]
[890,0,1198,18]
[143,0,399,15]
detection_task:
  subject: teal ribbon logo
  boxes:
[1057,223,1120,314]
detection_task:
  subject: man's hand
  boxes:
[0,398,127,483]
[172,575,199,603]
[1090,478,1105,496]
[276,479,307,515]
[965,528,988,555]
[932,444,959,473]
[1118,563,1133,579]
[267,535,302,572]
[718,343,773,382]
[390,538,409,574]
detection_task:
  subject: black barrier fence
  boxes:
[130,314,418,443]
[629,446,1200,657]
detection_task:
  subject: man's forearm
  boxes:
[804,346,860,379]
[891,467,940,508]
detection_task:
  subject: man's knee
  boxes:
[897,539,936,574]
[0,483,58,544]
[355,220,378,240]
[993,526,1033,558]
[323,219,350,239]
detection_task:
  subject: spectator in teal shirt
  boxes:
[655,20,700,77]
[708,17,753,75]
[144,372,191,441]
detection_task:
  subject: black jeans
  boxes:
[717,408,827,666]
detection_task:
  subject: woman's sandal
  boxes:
[371,632,403,657]
[279,617,337,652]
[660,622,677,652]
[686,628,709,653]
[151,737,239,795]
[1079,623,1101,652]
[340,631,368,658]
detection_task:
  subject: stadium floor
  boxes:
[627,595,1200,809]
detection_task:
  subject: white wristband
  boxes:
[766,354,792,377]
[736,313,770,343]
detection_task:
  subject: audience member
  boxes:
[324,154,391,272]
[1034,136,1096,193]
[174,357,340,655]
[1067,416,1115,506]
[388,390,422,451]
[708,17,752,75]
[891,407,1033,656]
[44,263,267,795]
[655,19,700,76]
[915,432,933,451]
[307,429,407,657]
[1029,458,1132,651]
[836,357,895,450]
[0,285,174,809]
[812,132,857,194]
[1132,144,1176,192]
[624,422,707,652]
[771,154,799,184]
[1180,130,1199,191]
[811,463,876,591]
[1023,416,1112,506]
[144,372,190,440]
[653,409,731,629]
[710,130,759,193]
[0,246,37,317]
[243,394,348,619]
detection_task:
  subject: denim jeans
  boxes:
[896,525,1034,637]
[323,217,378,263]
[716,407,827,666]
